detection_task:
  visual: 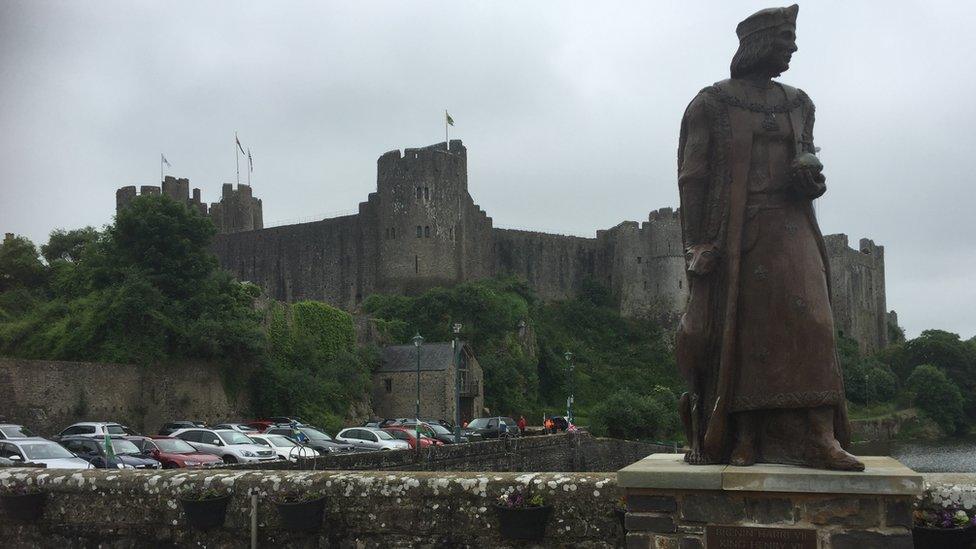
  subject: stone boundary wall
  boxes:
[223,432,679,473]
[0,469,970,548]
[0,358,249,436]
[0,467,621,548]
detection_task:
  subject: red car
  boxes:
[127,436,222,468]
[381,427,443,449]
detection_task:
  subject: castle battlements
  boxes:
[115,176,261,234]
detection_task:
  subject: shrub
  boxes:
[587,387,680,441]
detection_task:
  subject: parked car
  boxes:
[59,435,161,469]
[158,421,205,435]
[335,428,410,451]
[212,422,259,433]
[0,438,91,469]
[265,426,355,454]
[0,424,36,440]
[170,428,276,464]
[389,420,469,444]
[55,422,138,441]
[127,436,222,468]
[381,427,443,449]
[248,434,321,461]
[462,417,520,439]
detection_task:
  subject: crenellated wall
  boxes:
[116,177,261,234]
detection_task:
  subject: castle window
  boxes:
[424,225,430,238]
[391,227,396,239]
[415,255,419,273]
[637,257,642,264]
[678,279,683,289]
[643,281,647,290]
[416,187,422,199]
[385,228,390,240]
[424,186,429,200]
[416,226,422,238]
[450,227,454,240]
[385,379,392,393]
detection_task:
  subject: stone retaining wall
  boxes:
[0,467,621,548]
[0,358,249,436]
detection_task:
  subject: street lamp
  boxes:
[412,333,424,456]
[565,351,574,423]
[452,323,463,444]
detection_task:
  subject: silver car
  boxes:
[171,428,276,464]
[0,438,91,469]
[335,428,410,451]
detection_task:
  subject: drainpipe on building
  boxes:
[453,323,462,444]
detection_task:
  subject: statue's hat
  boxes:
[735,4,798,40]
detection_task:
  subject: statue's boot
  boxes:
[809,407,864,471]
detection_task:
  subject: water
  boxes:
[852,438,976,473]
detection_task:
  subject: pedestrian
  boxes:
[544,417,554,434]
[517,416,526,435]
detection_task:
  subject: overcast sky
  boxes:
[1,1,974,339]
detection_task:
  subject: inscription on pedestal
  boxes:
[705,525,816,548]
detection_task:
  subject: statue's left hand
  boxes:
[790,155,826,199]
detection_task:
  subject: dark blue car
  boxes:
[59,436,161,469]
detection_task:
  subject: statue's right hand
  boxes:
[686,243,720,276]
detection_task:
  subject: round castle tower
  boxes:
[374,140,475,293]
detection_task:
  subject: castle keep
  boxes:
[116,141,891,352]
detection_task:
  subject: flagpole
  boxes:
[247,149,251,186]
[235,132,240,185]
[445,110,449,151]
[160,154,163,184]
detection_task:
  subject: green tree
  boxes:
[0,195,263,365]
[0,236,45,292]
[40,227,99,263]
[907,364,965,435]
[882,330,976,419]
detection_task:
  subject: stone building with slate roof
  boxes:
[372,341,484,424]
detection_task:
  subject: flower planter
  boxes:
[912,524,975,549]
[276,496,326,532]
[180,495,231,530]
[493,504,553,541]
[1,492,46,521]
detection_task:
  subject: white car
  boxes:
[170,428,276,464]
[248,434,321,461]
[55,422,136,440]
[0,438,91,469]
[335,428,410,451]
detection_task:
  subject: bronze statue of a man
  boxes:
[676,4,863,470]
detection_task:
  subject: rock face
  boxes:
[113,141,889,352]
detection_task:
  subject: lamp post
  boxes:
[565,351,574,423]
[452,323,463,444]
[412,333,424,457]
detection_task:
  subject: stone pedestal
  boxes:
[617,454,922,549]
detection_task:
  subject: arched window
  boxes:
[424,225,431,238]
[391,227,396,239]
[416,226,422,238]
[424,186,429,200]
[416,187,422,199]
[385,228,390,239]
[637,257,642,264]
[678,279,683,289]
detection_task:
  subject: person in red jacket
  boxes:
[517,416,527,435]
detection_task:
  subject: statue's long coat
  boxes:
[676,78,852,462]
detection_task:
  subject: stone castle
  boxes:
[115,140,891,352]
